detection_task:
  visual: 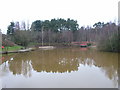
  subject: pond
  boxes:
[0,47,118,88]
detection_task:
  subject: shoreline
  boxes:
[0,48,35,54]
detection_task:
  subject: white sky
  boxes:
[0,0,119,34]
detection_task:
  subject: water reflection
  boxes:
[1,48,118,86]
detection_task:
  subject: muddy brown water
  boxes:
[0,47,118,88]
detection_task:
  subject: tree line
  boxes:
[5,18,119,52]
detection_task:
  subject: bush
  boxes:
[97,33,119,52]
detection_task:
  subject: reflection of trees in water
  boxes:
[77,49,118,86]
[9,60,32,77]
[1,48,118,85]
[1,49,80,76]
[31,49,79,73]
[79,50,118,86]
[21,60,32,77]
[1,53,33,77]
[0,61,10,77]
[93,52,118,86]
[0,54,16,65]
[9,57,32,77]
[119,53,120,88]
[101,66,118,87]
[78,58,95,67]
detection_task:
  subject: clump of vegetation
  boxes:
[97,33,119,52]
[87,43,92,46]
[2,34,16,47]
[96,23,119,52]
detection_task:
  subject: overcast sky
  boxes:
[0,0,119,34]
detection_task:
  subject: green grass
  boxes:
[0,46,24,52]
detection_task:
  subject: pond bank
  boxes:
[0,48,35,54]
[1,45,97,54]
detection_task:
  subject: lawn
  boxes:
[0,46,24,52]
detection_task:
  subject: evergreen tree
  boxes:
[7,22,15,35]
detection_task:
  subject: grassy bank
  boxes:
[1,46,24,52]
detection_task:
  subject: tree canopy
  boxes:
[7,22,15,35]
[30,18,79,32]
